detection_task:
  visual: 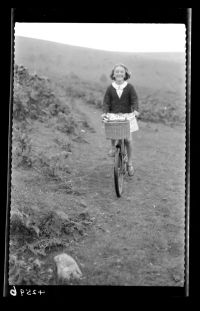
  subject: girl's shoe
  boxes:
[108,148,115,157]
[127,164,134,176]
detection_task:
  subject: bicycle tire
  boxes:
[114,147,124,197]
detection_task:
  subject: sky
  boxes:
[15,23,186,53]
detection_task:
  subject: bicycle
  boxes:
[103,115,135,197]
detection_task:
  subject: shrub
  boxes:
[9,208,95,285]
[10,207,94,262]
[53,136,72,152]
[138,90,185,125]
[13,65,67,122]
[56,112,77,135]
[36,150,71,180]
[9,254,55,285]
[12,121,33,168]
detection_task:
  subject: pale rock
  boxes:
[54,253,82,281]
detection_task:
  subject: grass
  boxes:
[9,59,185,285]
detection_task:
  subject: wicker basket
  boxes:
[104,120,131,140]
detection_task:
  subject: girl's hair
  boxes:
[110,63,131,81]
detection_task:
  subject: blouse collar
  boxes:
[112,81,127,90]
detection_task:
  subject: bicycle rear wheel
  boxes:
[114,147,124,197]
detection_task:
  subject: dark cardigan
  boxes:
[103,83,139,114]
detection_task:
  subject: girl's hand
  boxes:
[134,110,140,117]
[101,113,109,122]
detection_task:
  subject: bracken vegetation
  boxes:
[10,65,95,285]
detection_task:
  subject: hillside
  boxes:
[15,36,185,94]
[14,36,186,125]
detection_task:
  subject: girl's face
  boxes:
[113,66,126,83]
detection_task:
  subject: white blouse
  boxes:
[112,81,127,98]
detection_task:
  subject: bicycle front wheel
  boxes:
[114,147,124,197]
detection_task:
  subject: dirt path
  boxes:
[63,99,185,286]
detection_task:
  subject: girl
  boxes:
[103,63,139,176]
